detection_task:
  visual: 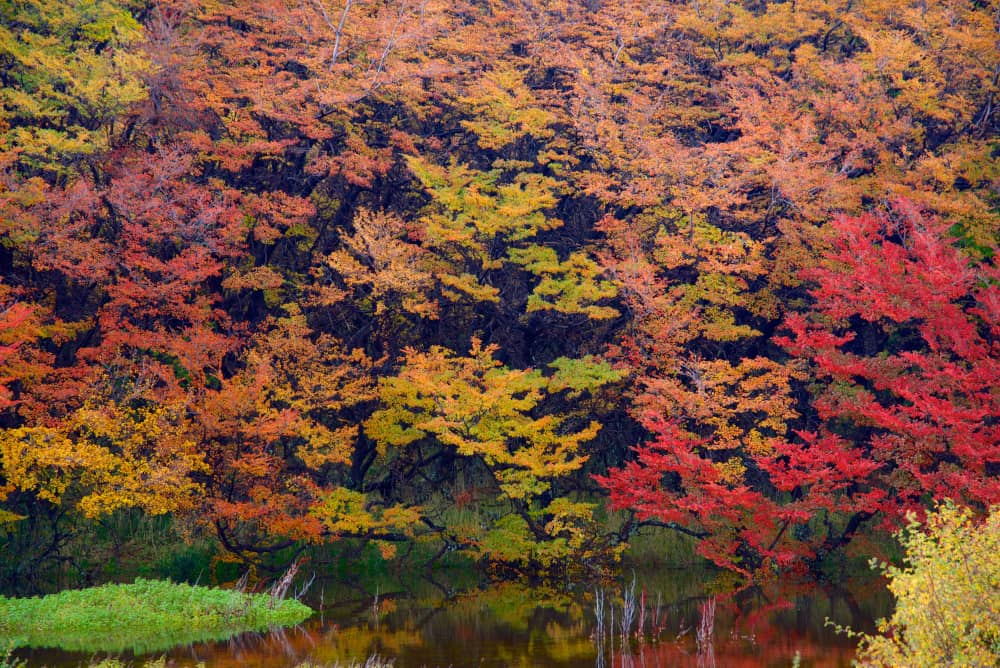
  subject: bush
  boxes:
[854,503,1000,667]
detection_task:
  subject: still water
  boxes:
[17,566,889,667]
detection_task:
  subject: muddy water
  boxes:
[15,567,890,667]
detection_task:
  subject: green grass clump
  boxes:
[0,578,312,654]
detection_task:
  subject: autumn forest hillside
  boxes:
[0,0,998,587]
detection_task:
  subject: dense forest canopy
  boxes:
[0,0,998,585]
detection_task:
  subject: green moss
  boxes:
[0,578,312,654]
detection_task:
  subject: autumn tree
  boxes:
[0,0,148,177]
[600,201,1000,573]
[768,202,1000,546]
[366,339,623,570]
[595,212,803,574]
[189,307,426,562]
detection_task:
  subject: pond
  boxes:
[13,566,889,667]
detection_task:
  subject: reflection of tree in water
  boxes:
[590,573,882,668]
[85,571,885,667]
[696,597,716,668]
[593,587,718,667]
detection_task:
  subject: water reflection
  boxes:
[17,567,889,668]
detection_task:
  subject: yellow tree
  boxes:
[366,338,622,570]
[0,391,206,522]
[403,155,619,328]
[0,0,149,176]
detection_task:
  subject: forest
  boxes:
[0,0,998,639]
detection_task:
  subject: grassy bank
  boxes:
[0,579,312,654]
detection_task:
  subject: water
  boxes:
[14,567,889,667]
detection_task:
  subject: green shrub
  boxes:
[854,503,1000,667]
[0,578,312,654]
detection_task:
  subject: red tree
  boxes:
[599,201,1000,574]
[769,201,1000,535]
